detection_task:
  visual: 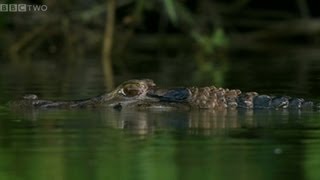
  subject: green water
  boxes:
[1,56,320,180]
[1,108,320,180]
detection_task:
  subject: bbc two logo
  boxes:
[0,4,47,12]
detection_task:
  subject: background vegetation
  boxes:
[1,0,320,91]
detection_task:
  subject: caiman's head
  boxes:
[9,79,191,109]
[102,79,159,108]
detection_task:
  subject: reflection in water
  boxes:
[8,108,318,136]
[1,106,320,180]
[97,108,315,136]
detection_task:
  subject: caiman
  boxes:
[9,79,320,110]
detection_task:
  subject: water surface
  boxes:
[1,108,320,180]
[1,57,320,180]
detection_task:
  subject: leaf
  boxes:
[211,28,228,47]
[163,0,177,24]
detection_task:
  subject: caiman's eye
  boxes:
[118,84,142,97]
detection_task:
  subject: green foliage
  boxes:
[192,28,228,54]
[191,28,229,85]
[149,1,229,84]
[163,0,177,24]
[193,61,228,86]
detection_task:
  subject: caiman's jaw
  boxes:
[101,79,160,108]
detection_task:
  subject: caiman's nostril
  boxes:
[23,94,38,100]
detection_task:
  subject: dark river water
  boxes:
[0,55,320,180]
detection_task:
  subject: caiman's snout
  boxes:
[147,88,190,102]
